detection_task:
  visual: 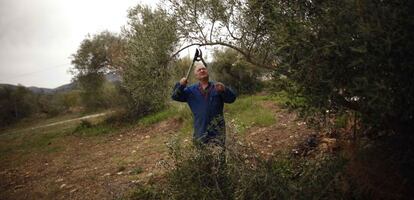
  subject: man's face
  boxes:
[194,64,209,81]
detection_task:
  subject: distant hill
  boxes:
[0,72,121,94]
[51,82,77,93]
[27,86,54,94]
[0,82,78,94]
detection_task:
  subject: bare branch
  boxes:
[194,19,208,43]
[225,23,242,40]
[171,42,275,69]
[209,20,216,42]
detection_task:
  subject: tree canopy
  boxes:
[70,31,125,110]
[164,0,414,134]
[121,5,178,117]
[69,0,414,135]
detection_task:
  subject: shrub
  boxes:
[129,141,352,200]
[128,183,162,200]
[72,119,115,137]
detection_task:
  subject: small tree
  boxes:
[71,31,125,111]
[121,5,178,117]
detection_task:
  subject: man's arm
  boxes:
[221,87,237,103]
[171,78,189,102]
[215,82,236,103]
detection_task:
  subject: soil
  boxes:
[0,102,315,200]
[233,100,316,157]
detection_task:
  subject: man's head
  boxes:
[194,63,209,81]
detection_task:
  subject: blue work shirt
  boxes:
[171,81,237,143]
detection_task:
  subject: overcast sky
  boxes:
[0,0,157,88]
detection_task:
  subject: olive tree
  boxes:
[121,5,178,117]
[267,0,414,134]
[71,31,125,110]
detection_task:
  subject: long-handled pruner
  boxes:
[185,48,208,80]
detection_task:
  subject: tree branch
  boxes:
[209,20,216,42]
[225,23,242,40]
[171,42,275,69]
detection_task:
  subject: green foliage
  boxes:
[34,90,82,117]
[129,142,352,200]
[211,48,264,94]
[71,31,125,111]
[102,109,136,126]
[1,123,72,156]
[121,5,178,118]
[165,0,414,134]
[20,130,65,153]
[334,113,349,129]
[128,183,162,200]
[77,73,106,110]
[138,107,178,126]
[225,95,276,134]
[72,119,115,137]
[77,78,123,112]
[102,82,121,107]
[267,0,414,133]
[71,31,124,74]
[166,0,278,68]
[271,91,306,110]
[0,85,38,126]
[0,112,110,158]
[0,86,20,126]
[56,90,81,110]
[131,166,144,175]
[165,144,232,200]
[77,119,93,129]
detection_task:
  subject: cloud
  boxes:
[0,0,73,88]
[0,0,154,88]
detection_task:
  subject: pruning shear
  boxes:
[185,48,208,80]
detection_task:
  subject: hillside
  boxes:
[0,72,121,94]
[0,94,319,199]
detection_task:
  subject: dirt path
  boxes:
[3,112,113,136]
[33,112,112,129]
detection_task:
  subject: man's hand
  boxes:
[179,77,188,86]
[215,82,225,93]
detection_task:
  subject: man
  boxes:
[172,63,237,146]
